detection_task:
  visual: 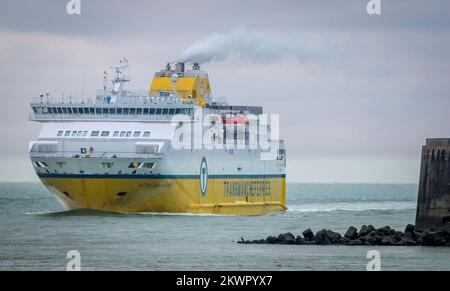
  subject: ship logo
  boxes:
[200,157,208,197]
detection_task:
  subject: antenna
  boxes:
[103,70,108,93]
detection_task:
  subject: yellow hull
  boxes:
[39,175,287,216]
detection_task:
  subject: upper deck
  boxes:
[29,59,263,122]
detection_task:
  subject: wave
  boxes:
[285,201,416,214]
[25,209,228,217]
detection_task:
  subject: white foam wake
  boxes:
[286,201,416,213]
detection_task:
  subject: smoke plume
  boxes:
[176,28,315,64]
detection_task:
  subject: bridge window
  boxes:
[149,108,155,114]
[133,131,141,137]
[143,131,150,138]
[175,108,181,114]
[137,108,142,115]
[156,108,162,115]
[102,108,108,115]
[119,131,126,137]
[91,131,100,137]
[101,131,109,137]
[95,108,101,114]
[57,108,62,114]
[109,108,115,115]
[162,108,168,115]
[72,108,78,114]
[143,108,149,114]
[62,107,67,114]
[82,131,88,136]
[123,108,129,115]
[64,131,71,136]
[83,108,89,114]
[126,131,132,137]
[89,107,95,114]
[130,108,136,115]
[77,131,83,136]
[117,108,123,114]
[78,108,84,114]
[71,131,77,137]
[113,131,119,137]
[57,131,63,136]
[168,108,175,115]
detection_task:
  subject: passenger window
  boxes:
[82,131,88,136]
[64,131,71,136]
[142,162,155,169]
[77,131,83,136]
[71,131,77,136]
[126,131,132,137]
[128,162,142,168]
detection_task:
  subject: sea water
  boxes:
[0,182,449,271]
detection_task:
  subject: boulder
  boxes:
[266,236,281,244]
[405,224,415,233]
[347,239,363,246]
[344,226,358,240]
[326,230,342,244]
[361,235,377,245]
[302,229,314,241]
[278,232,296,244]
[400,238,417,246]
[338,237,350,245]
[381,236,398,246]
[295,235,304,245]
[359,225,375,237]
[314,229,332,245]
[378,225,395,236]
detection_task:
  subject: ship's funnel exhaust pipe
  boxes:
[175,62,185,73]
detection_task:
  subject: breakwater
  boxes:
[238,224,450,246]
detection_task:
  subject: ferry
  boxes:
[29,59,286,215]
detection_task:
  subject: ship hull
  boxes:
[38,174,286,215]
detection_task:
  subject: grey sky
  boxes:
[0,0,449,182]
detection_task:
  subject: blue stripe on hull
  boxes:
[37,173,286,179]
